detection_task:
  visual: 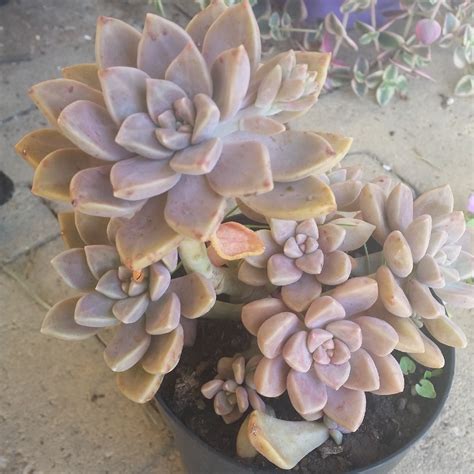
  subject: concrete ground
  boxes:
[0,1,472,473]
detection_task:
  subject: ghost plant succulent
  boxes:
[16,0,472,470]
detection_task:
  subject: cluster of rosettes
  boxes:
[201,354,266,423]
[16,0,350,272]
[240,278,404,432]
[357,182,471,366]
[42,220,216,403]
[239,216,375,312]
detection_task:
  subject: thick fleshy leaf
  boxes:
[305,296,346,329]
[406,279,444,319]
[267,254,304,286]
[324,387,366,432]
[246,410,329,470]
[99,67,149,125]
[110,157,180,201]
[165,41,213,98]
[314,362,351,390]
[238,261,269,286]
[451,250,474,280]
[317,251,351,286]
[168,272,216,318]
[115,113,173,160]
[190,94,220,144]
[95,270,127,299]
[71,166,145,218]
[58,212,84,249]
[330,277,378,317]
[115,195,183,270]
[330,181,363,212]
[325,320,362,352]
[240,176,336,220]
[383,230,414,278]
[426,229,449,258]
[146,292,180,335]
[51,248,96,291]
[207,141,273,197]
[32,148,103,202]
[435,282,474,308]
[148,262,171,301]
[142,325,184,374]
[432,211,466,244]
[138,13,192,79]
[95,16,141,68]
[255,64,283,110]
[315,133,353,167]
[269,219,296,246]
[404,215,432,263]
[74,212,109,245]
[254,355,289,397]
[62,63,101,91]
[257,312,304,359]
[416,254,444,288]
[29,79,104,126]
[186,0,228,49]
[413,184,454,219]
[74,291,118,327]
[202,1,261,71]
[241,298,288,336]
[211,45,250,120]
[104,319,151,372]
[287,369,327,415]
[318,223,346,253]
[344,349,380,392]
[58,101,132,161]
[170,138,222,175]
[245,230,280,269]
[84,245,120,279]
[146,79,187,124]
[359,183,389,245]
[239,116,285,136]
[354,316,398,356]
[165,174,226,241]
[385,183,414,232]
[116,364,164,403]
[155,128,191,151]
[409,332,445,369]
[15,129,75,168]
[424,315,467,348]
[281,273,322,313]
[112,294,149,324]
[41,297,98,340]
[248,132,339,183]
[371,354,404,395]
[376,266,412,318]
[331,219,375,252]
[282,331,313,372]
[295,51,331,99]
[211,222,264,261]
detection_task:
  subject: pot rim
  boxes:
[155,345,455,473]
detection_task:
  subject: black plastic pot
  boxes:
[152,346,454,474]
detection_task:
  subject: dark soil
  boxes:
[0,171,14,205]
[158,319,450,473]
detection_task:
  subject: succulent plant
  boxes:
[41,216,216,403]
[201,354,267,423]
[239,216,375,311]
[15,0,353,271]
[356,182,471,366]
[241,277,404,432]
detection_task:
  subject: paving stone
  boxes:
[0,186,59,263]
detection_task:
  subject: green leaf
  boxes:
[324,12,346,37]
[351,78,368,97]
[383,64,399,82]
[400,356,417,375]
[360,31,379,45]
[453,46,467,69]
[366,70,383,89]
[468,217,474,228]
[423,370,433,379]
[415,379,437,399]
[443,12,460,35]
[431,369,443,378]
[376,83,396,106]
[455,75,474,97]
[355,21,375,35]
[281,12,292,28]
[379,31,405,49]
[268,11,280,28]
[353,56,370,78]
[396,75,408,94]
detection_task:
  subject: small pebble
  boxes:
[407,401,421,415]
[397,398,407,411]
[0,457,8,470]
[84,34,92,41]
[35,35,41,41]
[446,97,454,106]
[382,164,392,171]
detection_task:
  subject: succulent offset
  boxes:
[15,0,472,471]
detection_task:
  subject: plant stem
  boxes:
[371,0,383,69]
[202,300,243,321]
[279,27,320,34]
[153,0,166,17]
[430,0,443,20]
[224,204,240,219]
[332,13,350,60]
[403,9,414,39]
